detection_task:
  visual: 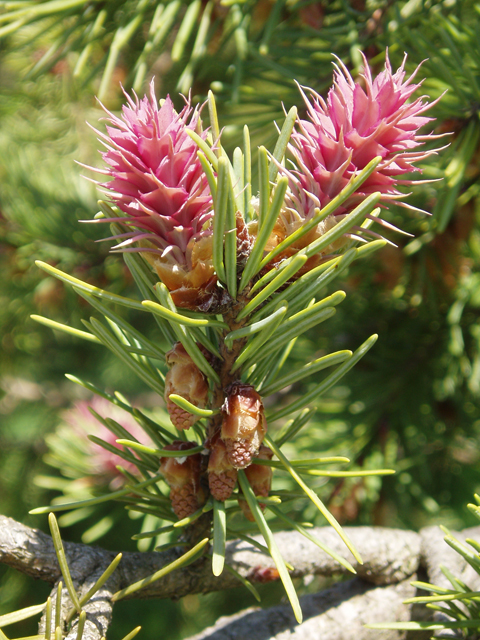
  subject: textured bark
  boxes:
[187,578,416,640]
[420,525,480,639]
[0,514,477,640]
[0,516,421,596]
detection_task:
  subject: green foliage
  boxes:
[2,0,480,638]
[28,107,395,622]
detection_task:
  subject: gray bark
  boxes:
[1,515,479,640]
[187,578,416,640]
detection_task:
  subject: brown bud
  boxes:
[160,441,205,519]
[165,342,209,430]
[207,435,238,501]
[239,444,273,522]
[221,383,267,469]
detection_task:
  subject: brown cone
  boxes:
[239,444,273,521]
[207,435,238,501]
[160,441,205,519]
[221,383,267,469]
[165,342,209,430]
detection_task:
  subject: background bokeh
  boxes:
[1,0,480,638]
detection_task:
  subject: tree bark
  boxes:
[2,515,479,640]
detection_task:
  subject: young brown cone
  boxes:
[221,383,267,469]
[239,444,274,522]
[160,441,205,519]
[165,342,209,430]
[207,434,238,501]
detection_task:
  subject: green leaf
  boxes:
[265,436,362,565]
[74,289,166,359]
[257,146,270,230]
[186,129,218,169]
[0,603,47,628]
[444,534,480,576]
[269,106,298,182]
[116,439,204,458]
[239,176,289,292]
[251,248,356,323]
[267,334,378,422]
[171,0,201,61]
[153,284,221,384]
[35,261,146,311]
[208,89,221,155]
[212,500,227,576]
[275,408,315,447]
[224,180,238,299]
[231,302,288,372]
[299,469,394,478]
[243,126,253,222]
[176,1,213,94]
[257,305,338,364]
[44,597,52,640]
[237,471,302,623]
[236,254,308,321]
[222,564,261,602]
[75,611,87,640]
[260,350,352,395]
[88,434,156,472]
[260,158,382,268]
[30,474,163,514]
[119,627,142,640]
[168,394,218,418]
[197,152,217,201]
[212,157,229,283]
[48,513,82,613]
[141,299,228,329]
[97,2,147,100]
[173,501,213,528]
[30,315,100,343]
[112,537,209,601]
[85,317,165,396]
[254,456,350,468]
[226,529,271,556]
[55,582,62,632]
[269,506,356,574]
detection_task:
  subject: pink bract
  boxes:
[91,81,215,293]
[278,52,440,248]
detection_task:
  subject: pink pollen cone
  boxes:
[274,52,442,259]
[89,80,215,303]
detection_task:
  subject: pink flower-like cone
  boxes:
[273,52,441,261]
[164,342,209,431]
[91,81,216,307]
[239,444,274,522]
[160,441,205,519]
[221,383,267,469]
[207,434,238,501]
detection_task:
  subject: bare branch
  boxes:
[185,577,417,640]
[0,516,422,599]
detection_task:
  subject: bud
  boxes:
[207,434,238,501]
[165,342,209,430]
[221,383,267,469]
[239,444,274,522]
[160,441,205,519]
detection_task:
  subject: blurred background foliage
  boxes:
[1,0,480,638]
